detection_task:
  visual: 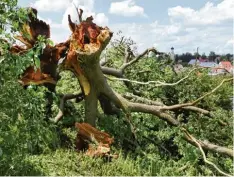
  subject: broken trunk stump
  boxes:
[75,122,117,158]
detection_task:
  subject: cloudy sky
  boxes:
[18,0,233,54]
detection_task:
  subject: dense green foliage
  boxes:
[0,1,233,176]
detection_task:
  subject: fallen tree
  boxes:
[6,7,233,175]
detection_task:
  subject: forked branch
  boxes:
[73,3,83,23]
[54,93,83,123]
[158,78,233,111]
[182,127,233,176]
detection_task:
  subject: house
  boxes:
[188,59,218,68]
[219,61,233,73]
[199,62,218,68]
[188,58,231,75]
[188,59,199,65]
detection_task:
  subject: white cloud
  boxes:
[109,0,146,17]
[37,15,52,25]
[150,21,181,36]
[32,0,233,54]
[34,0,71,11]
[226,38,234,45]
[168,0,234,26]
[108,0,233,54]
[110,18,232,55]
[94,13,109,27]
[43,0,108,43]
[33,0,94,12]
[61,1,109,27]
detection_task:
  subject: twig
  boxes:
[120,47,160,72]
[192,78,233,105]
[73,3,83,23]
[125,113,138,144]
[181,128,232,177]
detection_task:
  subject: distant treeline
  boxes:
[175,51,233,63]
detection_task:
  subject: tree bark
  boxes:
[84,85,98,126]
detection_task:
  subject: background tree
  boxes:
[201,53,207,59]
[208,51,216,61]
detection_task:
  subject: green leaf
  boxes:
[34,58,40,68]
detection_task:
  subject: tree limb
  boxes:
[54,93,83,123]
[120,48,161,73]
[106,67,198,86]
[101,67,142,95]
[123,93,210,115]
[182,127,233,175]
[158,78,232,111]
[101,67,122,77]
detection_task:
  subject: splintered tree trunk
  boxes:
[62,15,115,126]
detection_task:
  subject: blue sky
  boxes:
[18,0,233,55]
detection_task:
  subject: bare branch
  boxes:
[124,47,131,63]
[192,78,233,105]
[101,67,142,95]
[54,93,83,123]
[106,68,198,86]
[182,127,233,175]
[159,78,233,111]
[123,92,164,106]
[120,47,159,73]
[123,93,210,115]
[73,3,83,23]
[101,47,165,94]
[78,9,83,23]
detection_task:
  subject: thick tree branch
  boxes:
[101,67,141,95]
[182,127,233,161]
[101,67,122,77]
[102,85,180,126]
[129,101,180,126]
[123,93,210,115]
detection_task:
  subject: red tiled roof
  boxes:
[220,61,232,66]
[219,61,233,73]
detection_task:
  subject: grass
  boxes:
[24,149,145,176]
